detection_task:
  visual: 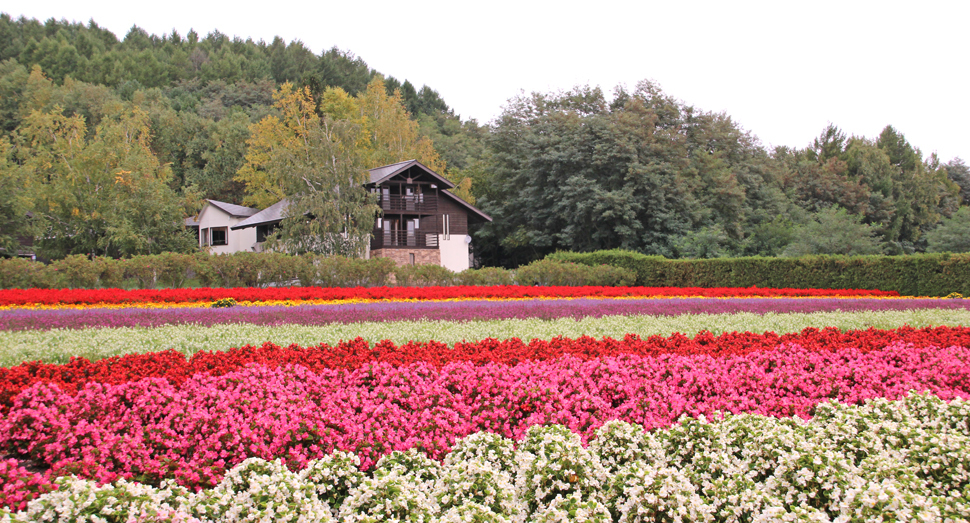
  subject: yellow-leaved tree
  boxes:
[350,76,444,173]
[235,83,378,255]
[13,93,194,258]
[236,78,460,255]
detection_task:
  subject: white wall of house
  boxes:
[197,205,257,255]
[439,234,470,272]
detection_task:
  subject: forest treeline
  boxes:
[1,14,968,267]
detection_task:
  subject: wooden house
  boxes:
[229,160,491,271]
[367,160,492,271]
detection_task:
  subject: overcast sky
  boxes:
[7,0,968,162]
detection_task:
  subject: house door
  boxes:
[405,186,415,211]
[384,218,400,246]
[407,218,416,246]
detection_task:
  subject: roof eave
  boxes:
[368,160,456,189]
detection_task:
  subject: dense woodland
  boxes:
[1,14,968,267]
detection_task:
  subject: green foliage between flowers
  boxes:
[209,297,237,308]
[548,249,970,297]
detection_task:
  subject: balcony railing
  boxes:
[372,230,439,249]
[379,194,438,214]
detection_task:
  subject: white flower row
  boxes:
[4,308,970,366]
[3,392,968,522]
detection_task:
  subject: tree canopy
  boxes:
[0,13,966,265]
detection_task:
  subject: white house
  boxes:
[194,200,260,254]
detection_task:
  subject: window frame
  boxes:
[210,227,228,246]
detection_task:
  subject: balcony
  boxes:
[379,194,438,214]
[372,230,439,249]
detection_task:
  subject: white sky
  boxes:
[6,0,969,162]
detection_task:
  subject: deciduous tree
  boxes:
[15,99,194,258]
[236,83,378,256]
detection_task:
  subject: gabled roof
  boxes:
[231,199,289,230]
[368,160,455,189]
[205,200,259,218]
[441,189,492,223]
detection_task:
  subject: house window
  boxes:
[256,223,277,243]
[201,228,209,246]
[409,253,415,265]
[442,214,451,240]
[210,227,228,246]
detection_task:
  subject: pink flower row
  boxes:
[2,342,968,490]
[0,459,56,512]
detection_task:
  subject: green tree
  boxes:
[15,98,194,258]
[780,207,883,256]
[945,158,970,205]
[875,125,958,247]
[673,225,735,258]
[925,206,970,253]
[0,137,33,255]
[479,81,777,266]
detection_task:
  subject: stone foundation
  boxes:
[371,248,441,267]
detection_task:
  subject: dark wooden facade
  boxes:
[367,161,488,252]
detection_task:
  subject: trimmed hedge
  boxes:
[546,249,970,297]
[0,253,633,290]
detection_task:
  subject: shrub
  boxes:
[455,267,515,286]
[394,263,456,287]
[0,258,54,289]
[259,252,307,287]
[154,252,197,289]
[549,250,970,296]
[122,255,161,289]
[514,259,636,287]
[207,252,263,288]
[315,256,395,288]
[48,255,103,289]
[210,297,237,308]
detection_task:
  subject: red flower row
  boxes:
[2,325,964,413]
[0,285,900,306]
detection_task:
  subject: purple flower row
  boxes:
[2,298,968,332]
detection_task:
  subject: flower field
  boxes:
[1,285,969,522]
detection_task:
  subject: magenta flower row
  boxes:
[2,341,967,489]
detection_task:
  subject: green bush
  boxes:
[154,252,197,289]
[394,263,457,287]
[95,257,125,288]
[547,249,666,285]
[121,256,161,289]
[258,252,307,287]
[315,255,396,287]
[456,267,515,286]
[514,259,637,287]
[548,250,970,296]
[207,252,262,288]
[0,257,54,289]
[48,255,103,289]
